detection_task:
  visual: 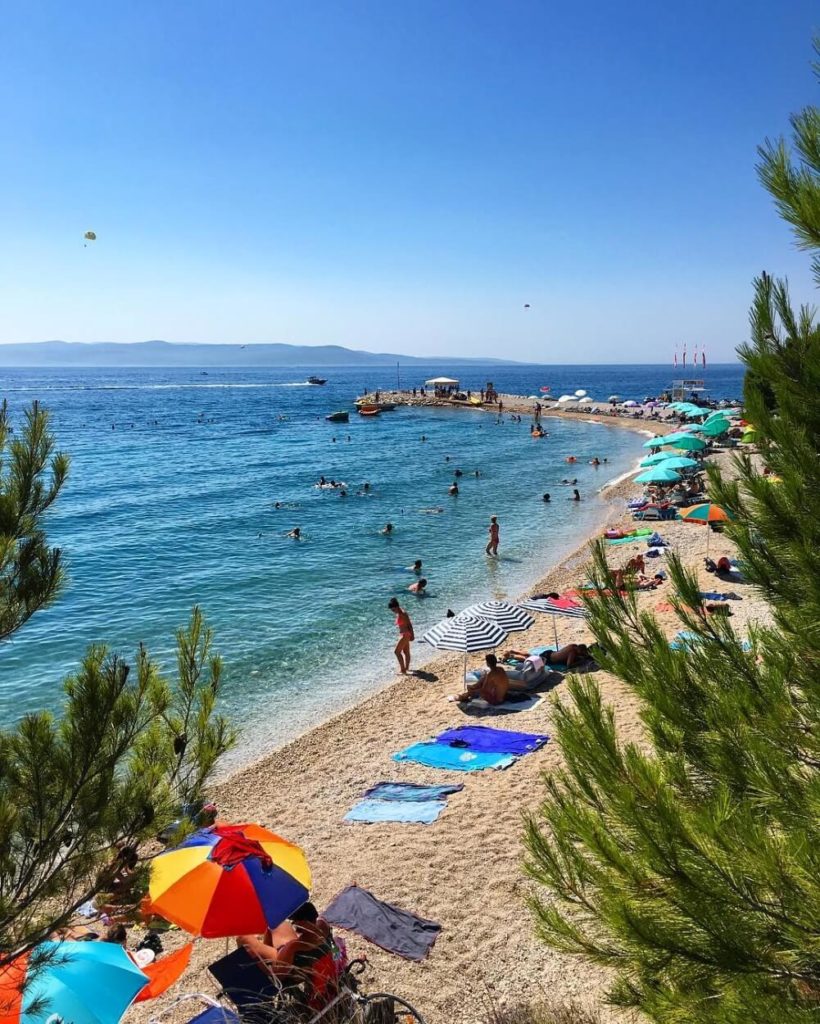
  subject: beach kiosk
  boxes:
[425,376,460,398]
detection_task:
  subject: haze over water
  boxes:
[0,362,744,766]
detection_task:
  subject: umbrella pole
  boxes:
[552,613,559,648]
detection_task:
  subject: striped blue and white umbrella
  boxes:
[422,613,508,652]
[461,600,533,633]
[521,596,587,646]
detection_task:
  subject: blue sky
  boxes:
[1,1,817,362]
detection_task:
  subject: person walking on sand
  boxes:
[388,597,414,674]
[486,515,500,556]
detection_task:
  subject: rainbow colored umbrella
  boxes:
[149,822,311,938]
[680,502,734,553]
[0,941,147,1024]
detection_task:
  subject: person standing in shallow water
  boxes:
[486,515,500,556]
[388,597,413,674]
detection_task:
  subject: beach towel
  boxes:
[344,799,447,825]
[435,724,549,755]
[392,742,516,772]
[607,535,644,545]
[363,782,464,802]
[322,885,441,961]
[460,694,544,715]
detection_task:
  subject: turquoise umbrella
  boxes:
[642,437,666,449]
[640,451,676,466]
[634,467,682,484]
[655,455,699,470]
[4,941,148,1024]
[667,434,707,451]
[701,417,730,437]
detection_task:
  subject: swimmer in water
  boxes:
[542,493,551,502]
[408,559,423,574]
[339,489,347,498]
[572,489,581,501]
[382,522,394,535]
[286,527,301,539]
[408,577,428,596]
[454,468,463,477]
[420,506,444,514]
[274,501,283,509]
[475,469,481,477]
[449,482,459,496]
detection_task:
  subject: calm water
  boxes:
[0,362,744,764]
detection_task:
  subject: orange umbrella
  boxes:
[133,944,193,1003]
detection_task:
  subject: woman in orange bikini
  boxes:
[388,597,414,674]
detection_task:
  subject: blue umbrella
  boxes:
[8,941,148,1024]
[634,467,682,484]
[642,437,666,449]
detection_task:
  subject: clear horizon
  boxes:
[2,1,817,362]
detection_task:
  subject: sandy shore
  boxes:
[129,430,765,1024]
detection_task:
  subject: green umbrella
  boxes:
[701,417,730,437]
[640,451,676,466]
[643,437,666,449]
[656,455,699,470]
[669,435,707,452]
[634,467,682,484]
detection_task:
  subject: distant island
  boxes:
[0,340,516,368]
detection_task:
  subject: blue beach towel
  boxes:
[363,781,464,802]
[435,724,549,755]
[392,742,516,772]
[344,799,447,824]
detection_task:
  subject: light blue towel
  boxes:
[344,799,447,824]
[392,742,516,772]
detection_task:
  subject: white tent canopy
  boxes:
[425,376,460,386]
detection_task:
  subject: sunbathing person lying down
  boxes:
[505,644,590,669]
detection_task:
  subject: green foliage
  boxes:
[0,400,69,640]
[0,609,236,960]
[524,45,820,1024]
[0,404,237,963]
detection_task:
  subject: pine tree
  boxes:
[0,406,236,963]
[524,48,820,1024]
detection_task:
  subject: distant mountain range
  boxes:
[0,340,515,368]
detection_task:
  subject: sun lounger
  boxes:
[208,948,282,1024]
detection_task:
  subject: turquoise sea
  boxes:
[0,363,744,765]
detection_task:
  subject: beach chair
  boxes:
[148,994,240,1024]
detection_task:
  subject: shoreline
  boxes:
[132,411,704,1024]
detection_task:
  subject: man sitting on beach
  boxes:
[454,654,509,705]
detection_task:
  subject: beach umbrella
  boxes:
[521,595,586,647]
[742,428,759,443]
[701,417,730,437]
[680,502,735,554]
[149,822,311,938]
[654,455,699,471]
[622,400,639,407]
[557,395,578,404]
[574,389,587,397]
[133,944,193,1003]
[640,451,675,466]
[666,434,707,451]
[0,941,148,1024]
[461,600,533,634]
[634,467,682,485]
[608,394,620,402]
[642,437,666,449]
[422,612,508,678]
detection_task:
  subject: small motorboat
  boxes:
[306,376,327,385]
[325,410,349,423]
[358,405,380,417]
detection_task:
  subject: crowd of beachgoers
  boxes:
[41,399,757,1024]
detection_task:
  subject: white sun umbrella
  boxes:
[578,396,594,405]
[574,389,587,397]
[422,612,508,678]
[557,395,578,404]
[622,399,639,407]
[461,600,534,633]
[521,596,587,647]
[608,394,621,402]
